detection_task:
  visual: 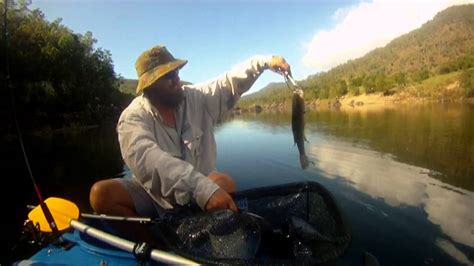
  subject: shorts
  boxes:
[116,178,164,218]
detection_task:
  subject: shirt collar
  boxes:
[141,94,160,119]
[140,94,185,129]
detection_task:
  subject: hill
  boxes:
[240,4,474,108]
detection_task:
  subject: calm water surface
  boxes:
[4,103,474,265]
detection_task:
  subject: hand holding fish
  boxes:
[205,188,238,212]
[205,171,238,212]
[268,56,292,76]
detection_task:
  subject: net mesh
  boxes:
[153,181,351,264]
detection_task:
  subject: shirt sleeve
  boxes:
[188,55,272,123]
[117,111,220,210]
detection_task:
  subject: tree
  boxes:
[319,87,329,99]
[0,0,131,131]
[460,68,474,97]
[393,72,407,86]
[414,69,430,82]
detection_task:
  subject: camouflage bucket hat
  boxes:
[135,45,187,94]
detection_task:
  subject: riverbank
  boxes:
[238,69,474,113]
[237,89,474,114]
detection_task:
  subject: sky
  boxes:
[31,0,474,94]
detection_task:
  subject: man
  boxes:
[89,45,291,219]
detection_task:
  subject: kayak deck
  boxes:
[16,181,351,265]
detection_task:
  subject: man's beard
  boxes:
[148,87,184,108]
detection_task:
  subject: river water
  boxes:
[4,103,473,265]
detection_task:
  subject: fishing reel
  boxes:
[20,219,47,247]
[10,219,50,262]
[13,218,75,257]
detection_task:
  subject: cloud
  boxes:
[303,0,474,71]
[436,238,472,265]
[308,140,474,249]
[308,141,427,207]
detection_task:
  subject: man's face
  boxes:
[145,69,183,108]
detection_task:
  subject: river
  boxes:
[4,103,473,265]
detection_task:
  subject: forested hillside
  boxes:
[240,4,474,107]
[0,1,132,133]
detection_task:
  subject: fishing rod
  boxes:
[27,198,199,264]
[3,0,62,238]
[28,204,267,225]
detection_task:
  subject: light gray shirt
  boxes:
[117,55,272,210]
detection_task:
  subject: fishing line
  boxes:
[3,0,60,236]
[284,75,293,91]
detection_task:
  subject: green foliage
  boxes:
[350,76,363,87]
[119,78,138,95]
[414,69,431,83]
[393,72,407,86]
[411,71,461,98]
[319,87,329,99]
[460,68,474,97]
[347,86,360,96]
[0,1,132,131]
[439,55,474,74]
[329,80,347,99]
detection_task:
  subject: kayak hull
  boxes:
[17,229,161,265]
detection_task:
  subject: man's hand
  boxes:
[208,171,236,193]
[205,188,238,212]
[268,56,291,76]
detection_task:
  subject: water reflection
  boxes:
[436,238,472,265]
[236,103,474,191]
[308,140,474,249]
[227,104,473,264]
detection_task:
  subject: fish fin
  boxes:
[304,136,309,142]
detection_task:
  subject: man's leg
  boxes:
[89,178,161,246]
[89,179,138,216]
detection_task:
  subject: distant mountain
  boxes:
[241,4,474,106]
[243,82,290,102]
[322,3,474,79]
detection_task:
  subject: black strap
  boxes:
[133,242,152,263]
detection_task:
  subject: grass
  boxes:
[408,71,462,98]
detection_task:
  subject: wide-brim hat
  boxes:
[135,45,187,94]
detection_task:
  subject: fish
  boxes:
[290,216,335,243]
[291,88,309,169]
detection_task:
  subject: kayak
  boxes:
[14,181,351,265]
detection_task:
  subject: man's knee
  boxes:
[89,180,109,213]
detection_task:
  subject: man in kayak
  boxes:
[89,45,291,220]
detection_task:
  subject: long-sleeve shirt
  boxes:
[117,55,272,210]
